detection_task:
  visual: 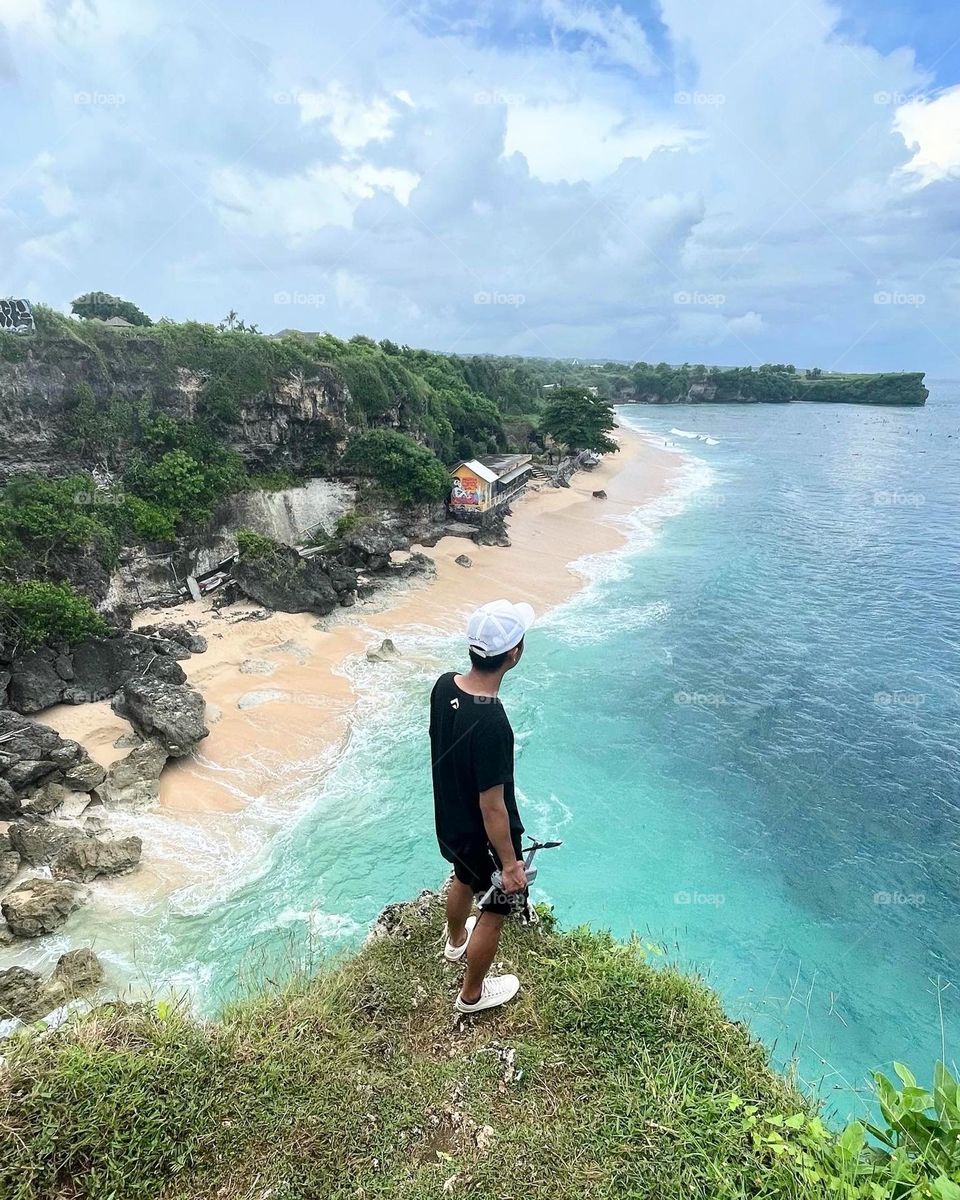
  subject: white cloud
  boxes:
[297,82,401,153]
[894,85,960,187]
[0,0,957,369]
[505,99,700,183]
[541,0,659,74]
[211,162,420,240]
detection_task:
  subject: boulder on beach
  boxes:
[1,876,88,938]
[51,833,142,883]
[455,553,472,568]
[592,489,607,499]
[100,737,169,808]
[0,712,106,818]
[4,632,191,715]
[111,679,208,757]
[138,623,208,655]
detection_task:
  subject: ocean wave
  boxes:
[669,427,719,445]
[253,907,361,939]
[563,450,715,594]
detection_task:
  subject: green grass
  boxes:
[1,897,956,1199]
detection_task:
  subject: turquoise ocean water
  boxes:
[38,386,960,1122]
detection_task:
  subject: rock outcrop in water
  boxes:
[0,946,104,1021]
[1,877,88,937]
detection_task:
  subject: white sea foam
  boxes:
[253,907,361,938]
[669,427,719,445]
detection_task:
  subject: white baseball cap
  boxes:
[466,598,535,658]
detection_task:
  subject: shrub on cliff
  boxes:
[0,579,108,649]
[344,429,450,505]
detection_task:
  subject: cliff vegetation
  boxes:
[1,898,956,1200]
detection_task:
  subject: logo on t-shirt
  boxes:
[450,697,459,709]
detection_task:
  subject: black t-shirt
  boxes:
[429,671,524,860]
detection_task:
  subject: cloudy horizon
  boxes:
[2,0,959,372]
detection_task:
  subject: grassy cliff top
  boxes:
[2,894,954,1200]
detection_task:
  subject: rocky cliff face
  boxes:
[0,337,351,481]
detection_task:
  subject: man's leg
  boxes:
[445,876,475,948]
[460,911,505,1003]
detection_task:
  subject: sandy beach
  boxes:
[36,423,679,901]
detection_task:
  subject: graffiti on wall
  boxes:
[0,299,35,334]
[450,472,483,506]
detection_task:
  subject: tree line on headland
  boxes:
[0,297,927,651]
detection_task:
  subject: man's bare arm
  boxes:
[479,784,526,892]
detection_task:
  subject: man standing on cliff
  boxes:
[429,598,533,1013]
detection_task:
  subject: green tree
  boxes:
[541,388,618,454]
[0,580,108,649]
[343,429,450,505]
[71,292,152,326]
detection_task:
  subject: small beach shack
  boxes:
[448,453,533,514]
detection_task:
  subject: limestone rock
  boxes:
[592,489,607,499]
[61,758,107,790]
[111,679,208,757]
[21,780,66,817]
[0,712,105,815]
[0,949,104,1021]
[44,947,104,1007]
[52,833,142,882]
[6,654,63,712]
[0,848,20,890]
[455,554,472,568]
[0,966,43,1020]
[1,877,88,938]
[5,632,191,715]
[8,819,82,866]
[100,737,169,808]
[366,638,401,663]
[138,622,208,655]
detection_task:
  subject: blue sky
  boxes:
[1,0,959,371]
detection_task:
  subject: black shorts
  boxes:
[449,836,526,917]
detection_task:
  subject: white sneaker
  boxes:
[443,916,477,962]
[455,973,520,1013]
